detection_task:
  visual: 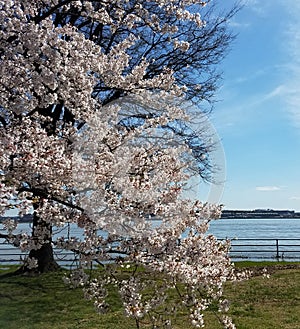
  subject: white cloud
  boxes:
[279,1,300,129]
[233,68,268,85]
[242,84,287,110]
[228,20,250,29]
[256,186,281,191]
[290,196,300,201]
[237,1,300,130]
[243,0,268,15]
[215,1,300,132]
[262,85,286,101]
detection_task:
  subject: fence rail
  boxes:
[0,241,80,267]
[1,238,300,265]
[229,238,300,260]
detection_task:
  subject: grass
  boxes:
[0,262,300,328]
[223,263,300,329]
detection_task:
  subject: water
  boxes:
[208,218,300,239]
[1,218,300,263]
[208,218,300,260]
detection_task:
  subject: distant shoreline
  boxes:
[1,209,300,223]
[0,214,33,223]
[221,209,300,219]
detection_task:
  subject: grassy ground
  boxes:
[224,262,300,329]
[0,262,300,329]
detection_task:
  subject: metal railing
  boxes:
[1,238,300,265]
[0,242,80,267]
[229,238,300,261]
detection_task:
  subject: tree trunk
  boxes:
[27,242,60,273]
[15,243,59,275]
[16,206,60,275]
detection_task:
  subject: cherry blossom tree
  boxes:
[0,1,242,327]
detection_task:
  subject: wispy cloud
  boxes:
[233,68,268,85]
[215,2,300,133]
[228,1,269,32]
[228,20,250,29]
[242,0,270,16]
[256,186,281,191]
[239,84,287,112]
[290,196,300,201]
[239,0,300,130]
[279,0,300,129]
[262,85,286,102]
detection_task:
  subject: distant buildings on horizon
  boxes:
[1,209,300,223]
[221,209,300,219]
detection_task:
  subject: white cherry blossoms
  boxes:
[0,1,238,328]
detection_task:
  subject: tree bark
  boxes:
[16,207,60,275]
[27,242,59,273]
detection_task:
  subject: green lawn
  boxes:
[0,263,300,329]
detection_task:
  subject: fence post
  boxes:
[276,239,279,259]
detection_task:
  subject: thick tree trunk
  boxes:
[16,207,60,275]
[27,242,59,273]
[15,242,59,275]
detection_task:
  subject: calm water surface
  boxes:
[5,218,300,239]
[208,218,300,239]
[1,218,300,262]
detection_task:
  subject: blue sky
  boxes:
[208,0,300,211]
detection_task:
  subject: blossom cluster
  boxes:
[0,1,238,328]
